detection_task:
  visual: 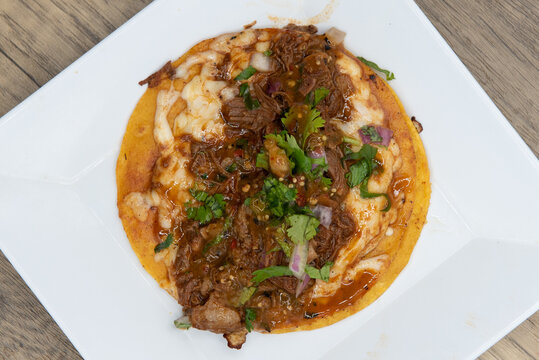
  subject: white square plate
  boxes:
[1,0,538,359]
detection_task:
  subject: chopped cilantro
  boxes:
[263,49,272,56]
[321,176,332,187]
[225,162,237,172]
[234,65,257,81]
[236,138,248,147]
[346,160,370,187]
[239,83,260,110]
[245,308,256,332]
[244,197,252,206]
[256,151,269,170]
[285,214,320,244]
[360,180,391,212]
[304,262,333,282]
[360,125,382,142]
[258,176,297,218]
[251,265,294,284]
[275,225,292,257]
[154,233,174,253]
[267,246,281,253]
[301,108,325,147]
[185,190,227,224]
[357,56,395,81]
[306,87,329,107]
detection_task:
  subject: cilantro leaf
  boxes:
[304,262,333,282]
[359,180,391,212]
[321,176,332,187]
[245,308,256,332]
[239,83,260,110]
[185,190,227,224]
[238,287,257,305]
[275,226,292,257]
[263,50,272,56]
[256,151,269,170]
[357,56,395,81]
[154,233,174,253]
[342,136,361,146]
[285,214,320,244]
[312,87,330,106]
[302,108,325,147]
[234,65,257,81]
[258,177,297,217]
[360,125,382,142]
[345,160,370,187]
[251,265,294,284]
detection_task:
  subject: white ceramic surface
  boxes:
[1,0,538,359]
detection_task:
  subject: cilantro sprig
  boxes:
[154,233,174,253]
[285,214,320,244]
[245,308,256,332]
[185,189,227,224]
[257,176,297,218]
[304,262,333,282]
[203,217,232,253]
[357,56,395,81]
[251,265,294,284]
[306,87,329,107]
[239,83,260,110]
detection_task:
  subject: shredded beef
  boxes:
[138,61,175,87]
[326,147,348,197]
[190,293,242,334]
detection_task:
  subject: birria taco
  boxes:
[116,24,430,349]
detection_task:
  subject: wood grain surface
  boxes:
[0,1,537,359]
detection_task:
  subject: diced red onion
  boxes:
[359,125,393,147]
[289,241,308,278]
[325,27,346,46]
[313,205,332,229]
[267,79,281,94]
[295,273,311,297]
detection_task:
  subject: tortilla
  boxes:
[116,25,430,346]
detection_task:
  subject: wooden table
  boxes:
[0,1,537,358]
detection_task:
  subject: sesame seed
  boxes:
[299,181,305,186]
[330,193,335,197]
[292,178,297,183]
[218,266,224,271]
[264,214,270,220]
[288,184,294,188]
[322,135,327,141]
[242,184,251,192]
[323,187,328,191]
[288,80,296,87]
[331,188,337,193]
[309,198,318,205]
[300,176,305,181]
[279,177,284,182]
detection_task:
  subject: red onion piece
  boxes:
[267,79,281,94]
[313,205,332,229]
[289,241,308,278]
[308,147,327,170]
[359,125,393,147]
[295,273,311,297]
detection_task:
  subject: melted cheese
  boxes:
[154,90,180,152]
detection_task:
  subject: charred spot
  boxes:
[304,312,319,319]
[369,74,376,81]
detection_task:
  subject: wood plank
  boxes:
[0,0,537,359]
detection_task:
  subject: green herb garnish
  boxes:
[235,65,257,81]
[185,189,227,224]
[251,265,294,284]
[342,136,361,146]
[357,56,395,81]
[225,162,237,172]
[245,308,256,332]
[306,87,329,107]
[256,151,269,170]
[257,177,297,218]
[360,125,382,142]
[285,214,320,244]
[301,108,325,147]
[154,233,174,253]
[360,180,391,212]
[304,262,333,282]
[239,83,260,110]
[263,50,272,56]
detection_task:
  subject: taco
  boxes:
[116,24,430,349]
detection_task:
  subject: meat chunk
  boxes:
[269,276,298,295]
[138,61,175,87]
[326,147,348,197]
[223,329,248,349]
[190,294,242,334]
